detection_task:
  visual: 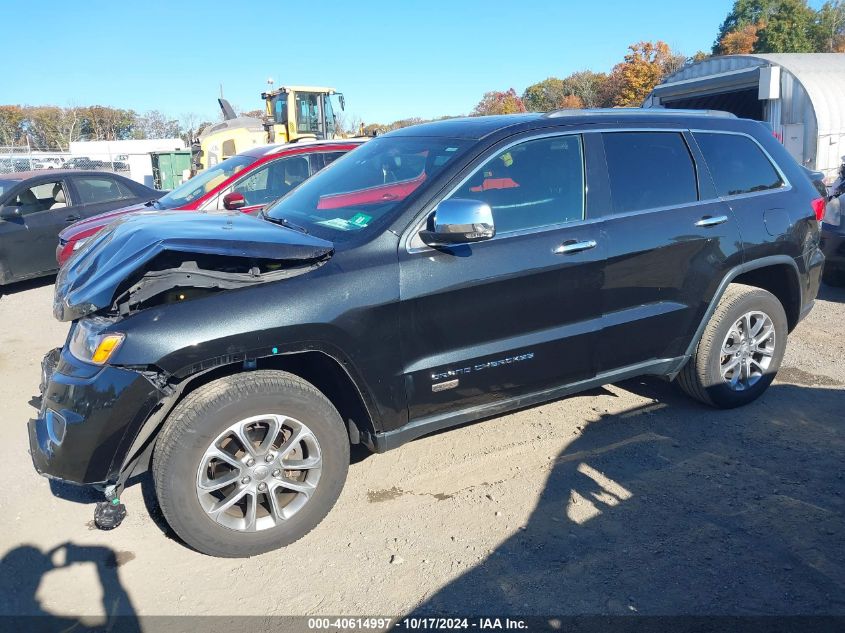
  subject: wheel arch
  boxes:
[675,255,802,377]
[118,348,378,484]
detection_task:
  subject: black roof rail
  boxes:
[543,107,737,119]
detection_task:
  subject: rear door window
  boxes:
[692,132,783,197]
[449,135,585,234]
[602,132,698,214]
[74,177,132,204]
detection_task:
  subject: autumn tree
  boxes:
[713,0,819,53]
[0,105,25,145]
[25,106,84,150]
[566,70,612,108]
[713,0,777,52]
[522,78,568,112]
[559,94,585,109]
[613,41,678,107]
[240,109,265,119]
[718,23,761,53]
[471,89,527,116]
[83,106,136,141]
[135,110,181,139]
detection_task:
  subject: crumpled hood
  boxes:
[54,211,333,321]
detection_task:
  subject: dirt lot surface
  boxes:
[1,278,844,624]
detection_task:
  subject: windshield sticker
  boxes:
[315,218,364,231]
[349,213,372,227]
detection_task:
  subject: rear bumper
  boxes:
[28,347,166,486]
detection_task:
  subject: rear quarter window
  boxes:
[603,132,699,214]
[693,132,783,197]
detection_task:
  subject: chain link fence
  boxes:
[0,146,133,175]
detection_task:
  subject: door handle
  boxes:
[554,239,597,255]
[65,215,81,222]
[695,215,728,227]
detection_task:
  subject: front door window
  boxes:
[10,181,68,215]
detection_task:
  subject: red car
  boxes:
[57,140,364,265]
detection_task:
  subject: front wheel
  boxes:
[152,370,349,557]
[677,284,787,409]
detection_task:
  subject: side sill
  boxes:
[372,356,685,452]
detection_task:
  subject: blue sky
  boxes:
[5,0,740,124]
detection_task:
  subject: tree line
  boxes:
[371,0,845,124]
[0,105,211,151]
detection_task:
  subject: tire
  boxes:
[677,283,787,409]
[152,370,349,558]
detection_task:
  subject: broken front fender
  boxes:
[54,211,334,321]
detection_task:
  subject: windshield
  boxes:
[271,94,288,125]
[157,154,253,208]
[0,180,13,197]
[265,136,472,241]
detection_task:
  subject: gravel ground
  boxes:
[0,278,843,624]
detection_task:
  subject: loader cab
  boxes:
[265,86,343,143]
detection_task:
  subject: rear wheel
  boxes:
[153,370,349,557]
[677,284,787,408]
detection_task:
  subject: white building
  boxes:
[643,53,845,180]
[69,138,186,187]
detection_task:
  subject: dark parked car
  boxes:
[31,110,824,557]
[820,158,845,286]
[821,198,844,285]
[63,157,106,170]
[0,170,161,284]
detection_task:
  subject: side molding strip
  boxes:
[374,356,685,452]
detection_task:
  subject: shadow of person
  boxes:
[412,379,845,617]
[0,542,140,632]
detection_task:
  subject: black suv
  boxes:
[30,110,825,557]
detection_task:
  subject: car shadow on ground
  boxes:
[412,378,845,616]
[819,282,845,304]
[0,275,55,299]
[0,542,140,631]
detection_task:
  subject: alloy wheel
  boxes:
[195,414,322,532]
[719,310,776,391]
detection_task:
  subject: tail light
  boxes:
[811,197,825,222]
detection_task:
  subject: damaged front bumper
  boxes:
[28,346,167,486]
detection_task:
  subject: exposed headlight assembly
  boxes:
[69,317,125,365]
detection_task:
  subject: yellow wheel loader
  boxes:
[193,85,346,171]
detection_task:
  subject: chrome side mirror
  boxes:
[419,199,495,246]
